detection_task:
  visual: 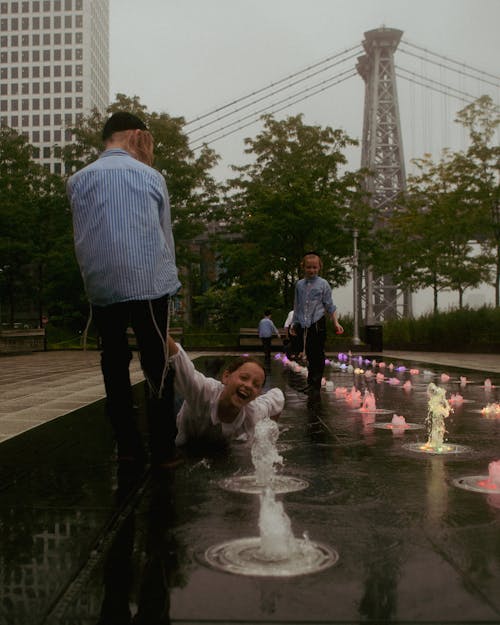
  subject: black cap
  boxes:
[102,112,148,140]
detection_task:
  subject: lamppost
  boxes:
[352,229,361,345]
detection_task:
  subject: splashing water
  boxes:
[251,417,283,487]
[425,383,452,450]
[360,390,376,412]
[258,487,299,561]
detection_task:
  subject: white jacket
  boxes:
[170,345,285,446]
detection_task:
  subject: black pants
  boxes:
[294,316,327,389]
[92,295,176,463]
[261,337,272,361]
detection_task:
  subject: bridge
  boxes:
[184,26,500,325]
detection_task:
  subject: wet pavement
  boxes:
[1,349,500,624]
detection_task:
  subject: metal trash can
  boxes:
[364,324,383,352]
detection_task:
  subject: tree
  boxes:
[202,114,368,326]
[383,150,492,312]
[455,95,500,305]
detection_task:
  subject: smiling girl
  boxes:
[166,335,285,448]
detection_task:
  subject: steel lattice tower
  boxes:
[356,27,411,322]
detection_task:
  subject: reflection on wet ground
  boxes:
[1,354,500,624]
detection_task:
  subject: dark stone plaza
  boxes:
[1,349,500,624]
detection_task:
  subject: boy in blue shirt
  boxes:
[290,252,343,393]
[258,309,281,362]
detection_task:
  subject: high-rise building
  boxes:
[0,0,109,173]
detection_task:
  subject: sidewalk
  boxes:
[1,349,500,444]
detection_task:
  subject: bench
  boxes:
[126,326,184,348]
[0,328,46,353]
[238,327,286,350]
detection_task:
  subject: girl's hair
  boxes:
[224,356,266,382]
[301,252,322,270]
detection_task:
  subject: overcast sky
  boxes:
[109,0,500,179]
[109,0,500,313]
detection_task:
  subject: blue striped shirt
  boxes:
[67,148,181,306]
[293,276,336,328]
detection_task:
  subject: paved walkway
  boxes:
[1,349,499,444]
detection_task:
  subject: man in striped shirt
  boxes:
[67,112,181,468]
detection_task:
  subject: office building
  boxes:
[0,0,109,173]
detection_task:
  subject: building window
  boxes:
[11,51,18,62]
[22,66,29,77]
[43,147,51,158]
[54,49,61,61]
[0,68,6,80]
[54,15,61,28]
[11,67,18,78]
[75,80,82,92]
[32,82,40,93]
[64,32,72,44]
[54,113,62,125]
[64,49,72,60]
[21,20,29,31]
[0,52,6,63]
[54,65,61,77]
[0,99,6,109]
[21,115,29,126]
[43,16,50,29]
[32,114,40,124]
[75,14,82,27]
[11,115,19,126]
[43,49,50,61]
[64,81,72,92]
[11,101,19,111]
[22,2,29,12]
[32,100,40,110]
[75,65,82,76]
[22,99,29,110]
[43,33,50,45]
[43,65,50,77]
[33,1,40,10]
[32,130,40,141]
[0,85,6,96]
[21,35,29,47]
[43,114,50,125]
[64,113,72,125]
[54,97,61,109]
[0,4,8,14]
[54,81,61,93]
[22,83,29,94]
[64,97,72,108]
[32,66,40,78]
[75,96,83,108]
[11,18,19,30]
[64,65,72,76]
[43,82,51,93]
[32,17,39,28]
[75,33,82,44]
[11,35,18,46]
[75,48,83,60]
[11,83,18,94]
[65,0,72,9]
[43,1,50,11]
[54,0,61,10]
[64,15,71,28]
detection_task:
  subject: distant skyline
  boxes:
[108,1,500,314]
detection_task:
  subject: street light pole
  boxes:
[352,229,361,345]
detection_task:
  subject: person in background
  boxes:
[67,111,181,468]
[290,251,343,394]
[258,309,281,362]
[166,334,284,449]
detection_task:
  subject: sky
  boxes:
[109,0,500,315]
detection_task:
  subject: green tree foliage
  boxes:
[384,151,492,312]
[198,114,369,327]
[455,95,500,305]
[0,127,74,326]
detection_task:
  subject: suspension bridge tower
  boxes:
[356,27,412,322]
